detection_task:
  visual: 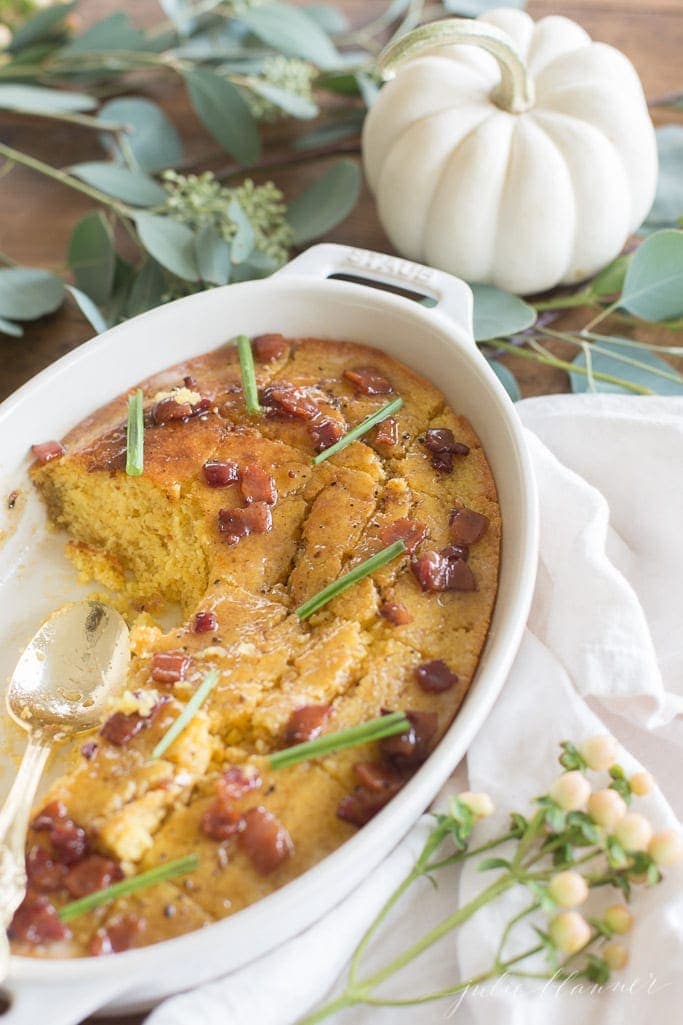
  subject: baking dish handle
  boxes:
[274,244,474,345]
[1,971,126,1025]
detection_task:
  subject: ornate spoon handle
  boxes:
[0,737,50,982]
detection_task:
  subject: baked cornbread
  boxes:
[13,334,500,957]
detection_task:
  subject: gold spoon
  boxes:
[0,601,129,974]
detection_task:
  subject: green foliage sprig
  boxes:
[300,734,683,1024]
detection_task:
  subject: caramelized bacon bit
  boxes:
[9,893,70,945]
[26,846,66,892]
[100,697,166,747]
[379,601,412,626]
[193,611,218,634]
[411,548,476,593]
[191,397,212,416]
[152,397,193,424]
[218,502,272,545]
[90,914,145,956]
[422,429,469,473]
[337,787,394,827]
[343,366,393,396]
[32,441,65,465]
[309,417,344,453]
[81,740,98,760]
[380,518,427,555]
[449,507,489,545]
[201,798,243,842]
[183,375,199,390]
[219,766,261,800]
[240,464,277,505]
[380,710,438,769]
[284,704,332,745]
[151,651,190,685]
[32,800,68,832]
[64,855,123,898]
[238,807,293,874]
[354,762,403,793]
[415,660,460,694]
[261,383,319,421]
[203,460,240,488]
[50,821,90,865]
[252,333,288,363]
[373,416,399,449]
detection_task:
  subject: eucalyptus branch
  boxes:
[3,109,127,133]
[489,338,653,395]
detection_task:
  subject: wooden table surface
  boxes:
[0,1,680,1021]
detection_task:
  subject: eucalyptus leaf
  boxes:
[286,160,361,244]
[126,259,168,317]
[107,256,136,325]
[195,225,232,285]
[98,98,183,173]
[184,68,260,164]
[8,1,75,53]
[70,163,167,206]
[231,250,280,282]
[470,284,537,341]
[316,72,361,97]
[244,78,318,119]
[0,316,23,337]
[134,212,200,282]
[645,126,683,229]
[444,0,525,14]
[570,340,683,396]
[228,199,255,264]
[306,5,351,34]
[59,13,148,55]
[0,267,65,320]
[0,84,96,113]
[487,359,521,401]
[589,254,630,299]
[159,0,197,37]
[66,285,107,334]
[239,2,341,70]
[619,229,683,322]
[293,113,363,151]
[67,211,115,307]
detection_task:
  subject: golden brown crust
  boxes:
[22,336,500,957]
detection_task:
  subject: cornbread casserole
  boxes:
[11,334,500,957]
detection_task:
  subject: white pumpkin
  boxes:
[362,9,658,295]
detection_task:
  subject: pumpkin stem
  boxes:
[377,17,535,115]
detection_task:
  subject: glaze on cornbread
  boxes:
[13,335,500,957]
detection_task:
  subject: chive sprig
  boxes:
[270,712,410,770]
[59,854,198,922]
[313,396,404,466]
[296,540,406,621]
[125,388,144,476]
[151,670,218,761]
[237,334,261,415]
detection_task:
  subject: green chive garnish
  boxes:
[237,334,261,415]
[313,396,404,466]
[125,388,144,476]
[296,540,407,621]
[270,712,410,770]
[151,670,218,761]
[58,854,198,922]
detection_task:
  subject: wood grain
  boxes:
[0,1,680,1020]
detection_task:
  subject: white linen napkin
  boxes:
[147,394,683,1025]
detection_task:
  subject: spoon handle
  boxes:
[0,736,50,980]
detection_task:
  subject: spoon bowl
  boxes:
[7,600,130,738]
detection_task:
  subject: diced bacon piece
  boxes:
[260,384,319,421]
[151,651,190,685]
[152,397,193,424]
[238,807,293,874]
[379,601,412,626]
[193,611,218,634]
[90,914,145,956]
[449,507,489,545]
[337,787,393,827]
[25,846,66,892]
[343,366,393,395]
[354,762,403,794]
[32,441,65,465]
[240,464,277,505]
[411,548,476,593]
[203,460,240,488]
[309,417,344,453]
[252,333,288,363]
[9,893,70,945]
[219,767,261,801]
[32,800,68,832]
[100,711,146,746]
[284,704,332,745]
[380,517,427,555]
[415,660,460,694]
[64,855,123,898]
[380,710,438,769]
[183,375,199,390]
[50,821,90,866]
[81,740,98,760]
[201,798,243,842]
[422,429,469,474]
[373,416,399,449]
[218,502,272,545]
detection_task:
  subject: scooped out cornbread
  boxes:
[13,334,500,957]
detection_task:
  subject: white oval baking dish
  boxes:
[0,243,538,1024]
